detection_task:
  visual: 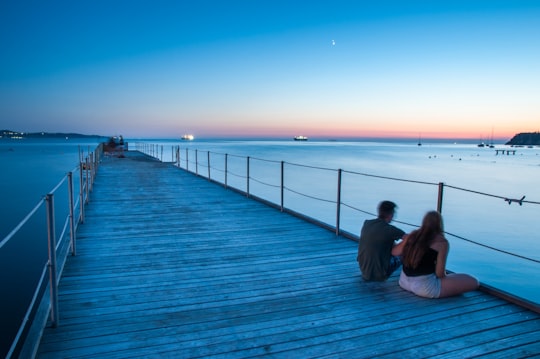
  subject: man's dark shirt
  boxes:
[357,218,405,281]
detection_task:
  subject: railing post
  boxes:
[186,148,189,172]
[93,149,98,178]
[85,157,89,204]
[45,194,59,328]
[207,151,211,179]
[89,153,94,192]
[225,154,228,189]
[280,161,284,212]
[93,148,98,174]
[67,172,76,256]
[437,182,444,214]
[336,169,342,236]
[246,156,250,197]
[195,150,199,176]
[79,162,85,224]
[161,145,163,162]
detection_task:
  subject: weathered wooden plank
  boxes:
[37,151,540,358]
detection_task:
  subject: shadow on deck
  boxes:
[37,151,540,358]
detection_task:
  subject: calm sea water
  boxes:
[1,137,539,355]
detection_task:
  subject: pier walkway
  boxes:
[37,151,539,358]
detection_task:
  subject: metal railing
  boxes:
[137,143,539,250]
[137,143,540,312]
[1,143,103,358]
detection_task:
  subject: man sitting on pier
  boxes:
[357,201,407,281]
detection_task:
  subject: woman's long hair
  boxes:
[402,211,444,269]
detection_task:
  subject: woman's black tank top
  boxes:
[403,247,438,276]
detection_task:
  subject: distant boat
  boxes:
[294,135,308,141]
[417,134,422,146]
[488,128,495,148]
[181,134,194,141]
[477,136,486,147]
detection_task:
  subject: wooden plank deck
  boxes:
[37,151,540,358]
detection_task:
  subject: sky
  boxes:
[0,1,539,140]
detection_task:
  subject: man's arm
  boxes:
[391,234,408,256]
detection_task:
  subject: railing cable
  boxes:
[141,143,540,264]
[445,184,540,205]
[285,161,337,172]
[445,231,540,264]
[284,186,335,204]
[0,200,44,250]
[250,176,281,189]
[343,169,439,186]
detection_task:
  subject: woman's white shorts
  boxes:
[399,271,441,298]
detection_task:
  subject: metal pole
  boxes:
[207,151,211,179]
[246,156,250,197]
[186,148,189,172]
[336,169,342,236]
[225,154,228,189]
[437,182,444,214]
[89,153,94,192]
[85,157,89,204]
[93,148,98,174]
[195,150,199,176]
[46,194,59,327]
[280,161,284,212]
[67,172,76,256]
[161,145,163,162]
[79,162,85,223]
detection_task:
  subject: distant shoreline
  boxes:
[505,132,540,146]
[1,130,105,140]
[2,129,539,146]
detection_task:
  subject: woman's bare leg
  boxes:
[439,273,479,298]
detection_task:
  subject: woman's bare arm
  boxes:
[432,236,449,278]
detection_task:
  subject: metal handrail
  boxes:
[139,143,540,312]
[5,264,49,359]
[2,144,102,358]
[0,200,44,250]
[136,143,539,265]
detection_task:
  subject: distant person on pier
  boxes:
[357,201,407,281]
[399,211,479,298]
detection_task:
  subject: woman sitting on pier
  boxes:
[398,211,479,298]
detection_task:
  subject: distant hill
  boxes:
[1,130,105,139]
[505,132,540,146]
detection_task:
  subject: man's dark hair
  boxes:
[378,200,397,219]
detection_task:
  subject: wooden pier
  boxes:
[36,151,540,358]
[495,149,517,155]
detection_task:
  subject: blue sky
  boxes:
[1,1,539,139]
